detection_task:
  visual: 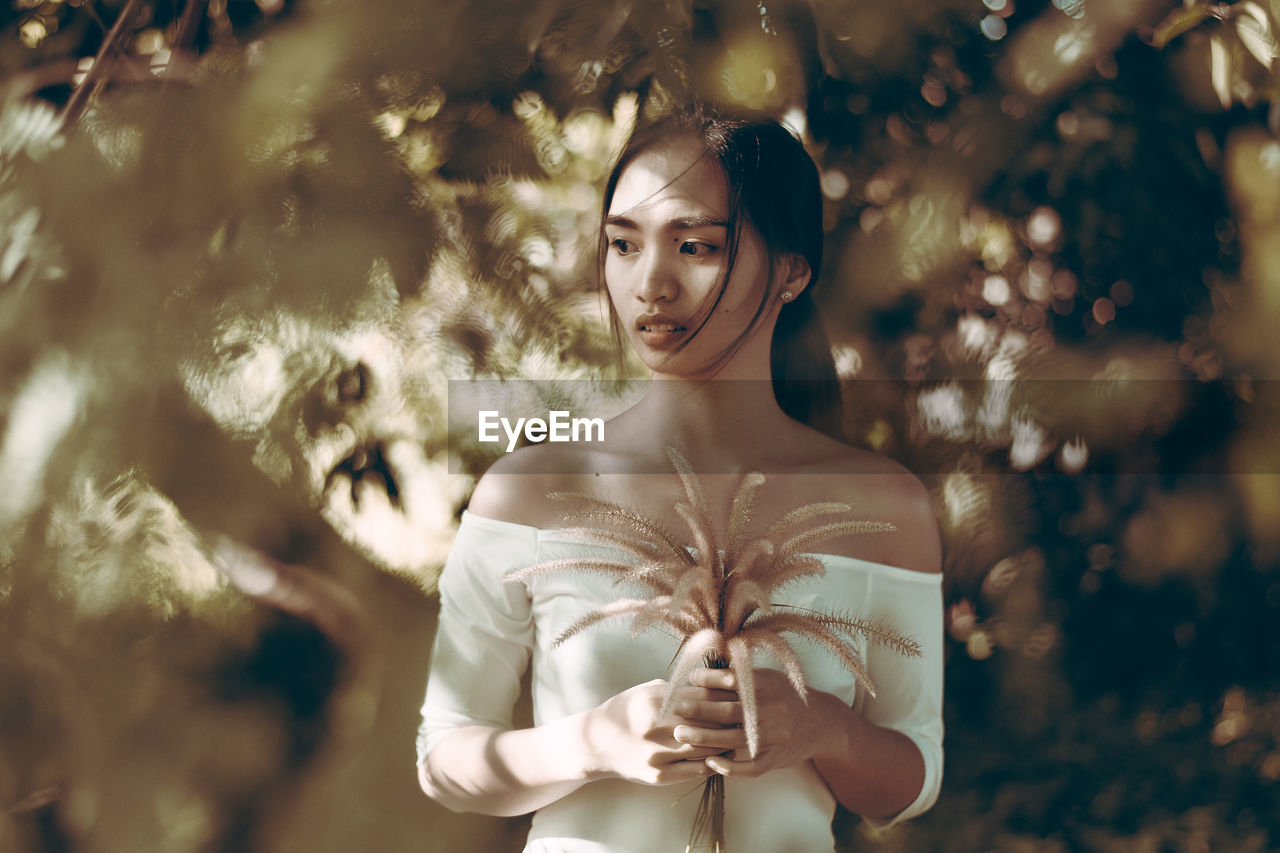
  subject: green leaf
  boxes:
[1153,3,1213,48]
[1236,2,1277,69]
[1210,33,1233,108]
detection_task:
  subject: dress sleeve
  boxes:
[851,567,945,827]
[416,513,538,765]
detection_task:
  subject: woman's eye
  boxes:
[679,241,717,258]
[610,238,637,255]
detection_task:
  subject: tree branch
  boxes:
[174,0,208,54]
[58,0,147,127]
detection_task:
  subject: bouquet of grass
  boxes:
[506,449,921,852]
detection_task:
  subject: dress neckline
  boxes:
[460,510,941,585]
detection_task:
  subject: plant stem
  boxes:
[59,0,146,127]
[174,0,208,53]
[687,653,728,852]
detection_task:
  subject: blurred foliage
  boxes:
[2,0,1280,851]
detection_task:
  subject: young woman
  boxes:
[417,102,944,852]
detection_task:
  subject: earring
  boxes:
[779,290,794,303]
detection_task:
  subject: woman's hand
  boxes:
[670,667,849,779]
[580,679,732,786]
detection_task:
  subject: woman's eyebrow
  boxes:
[671,215,729,230]
[604,214,640,230]
[604,214,728,230]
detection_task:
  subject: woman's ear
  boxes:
[779,254,811,298]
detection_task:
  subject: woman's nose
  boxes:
[635,248,678,303]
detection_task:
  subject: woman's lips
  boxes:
[636,316,688,349]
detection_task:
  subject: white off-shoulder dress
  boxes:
[418,511,944,853]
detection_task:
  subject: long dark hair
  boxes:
[598,101,844,441]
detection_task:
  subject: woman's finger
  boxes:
[648,755,720,786]
[673,684,738,704]
[688,668,736,691]
[673,724,747,750]
[673,697,742,726]
[669,743,726,761]
[705,754,769,779]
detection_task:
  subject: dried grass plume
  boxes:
[506,447,920,759]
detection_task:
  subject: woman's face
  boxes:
[603,137,774,378]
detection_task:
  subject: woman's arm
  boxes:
[823,476,943,820]
[420,679,724,816]
[811,696,929,820]
[418,716,594,816]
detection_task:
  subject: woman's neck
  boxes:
[611,310,807,472]
[621,377,797,473]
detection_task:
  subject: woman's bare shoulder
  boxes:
[794,443,941,574]
[465,444,610,529]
